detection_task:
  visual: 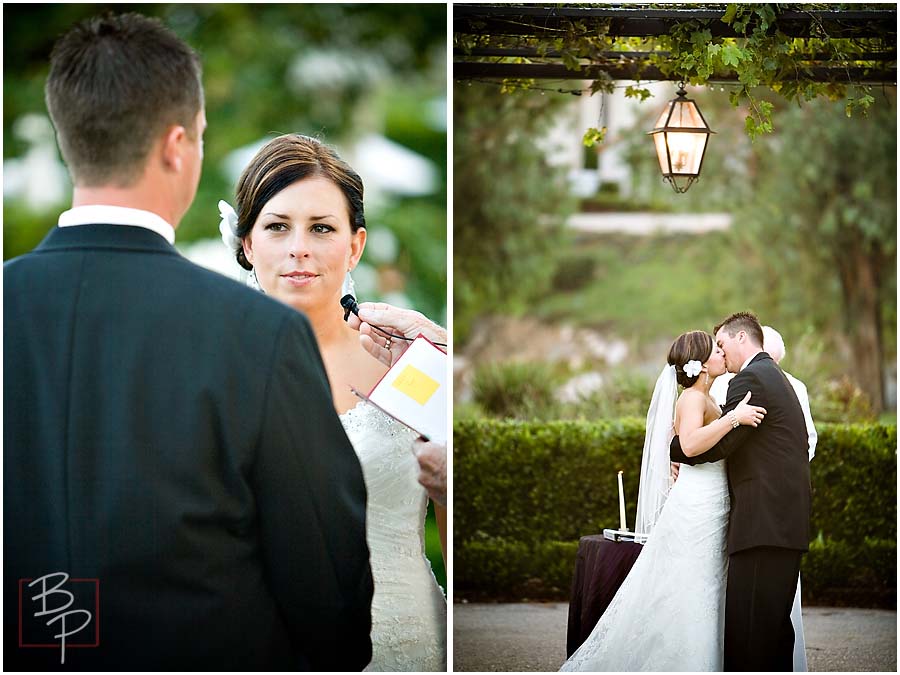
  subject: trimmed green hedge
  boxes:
[454,420,896,606]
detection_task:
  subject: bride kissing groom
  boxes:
[562,312,811,672]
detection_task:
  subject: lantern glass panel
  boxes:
[652,132,670,174]
[670,100,706,129]
[653,101,674,129]
[666,131,707,175]
[653,131,708,176]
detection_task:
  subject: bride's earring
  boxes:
[248,268,263,293]
[704,372,710,387]
[342,270,356,297]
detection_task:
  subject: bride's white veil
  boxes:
[635,364,678,536]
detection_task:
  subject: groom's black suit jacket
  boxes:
[4,224,373,671]
[671,352,811,555]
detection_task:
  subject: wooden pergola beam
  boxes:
[455,47,899,62]
[454,5,898,39]
[454,60,897,85]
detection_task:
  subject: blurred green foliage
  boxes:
[455,80,895,412]
[454,418,897,605]
[424,502,446,592]
[453,82,577,342]
[3,3,446,320]
[454,418,647,546]
[472,361,563,420]
[456,537,578,601]
[463,356,877,425]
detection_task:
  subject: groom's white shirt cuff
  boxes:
[58,205,175,245]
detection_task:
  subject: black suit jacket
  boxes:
[4,224,373,671]
[670,352,811,554]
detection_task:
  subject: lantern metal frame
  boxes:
[647,83,715,194]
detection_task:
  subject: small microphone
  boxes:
[338,295,446,347]
[341,294,359,321]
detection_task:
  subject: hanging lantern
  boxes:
[648,83,714,194]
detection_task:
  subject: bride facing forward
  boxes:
[561,330,765,672]
[220,134,446,671]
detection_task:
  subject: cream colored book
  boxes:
[351,335,447,444]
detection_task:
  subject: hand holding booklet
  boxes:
[351,335,447,444]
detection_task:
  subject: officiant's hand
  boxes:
[347,302,447,367]
[413,437,446,506]
[670,462,680,482]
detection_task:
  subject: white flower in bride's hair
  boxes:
[683,360,702,378]
[218,200,241,252]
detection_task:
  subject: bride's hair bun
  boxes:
[667,331,714,388]
[231,134,366,271]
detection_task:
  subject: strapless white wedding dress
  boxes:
[561,460,729,672]
[340,402,447,672]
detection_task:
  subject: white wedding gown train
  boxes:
[561,461,730,672]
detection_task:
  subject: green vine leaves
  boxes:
[655,4,879,141]
[455,4,889,147]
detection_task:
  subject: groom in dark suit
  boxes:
[4,13,373,671]
[671,311,811,672]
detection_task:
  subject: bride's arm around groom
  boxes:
[673,374,767,465]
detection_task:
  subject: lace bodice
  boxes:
[339,402,446,672]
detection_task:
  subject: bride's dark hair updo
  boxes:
[667,331,714,388]
[232,133,365,270]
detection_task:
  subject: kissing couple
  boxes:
[562,312,811,672]
[4,12,445,671]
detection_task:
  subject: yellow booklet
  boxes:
[352,335,447,444]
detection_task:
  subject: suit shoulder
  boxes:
[732,366,763,385]
[169,261,313,331]
[4,249,39,273]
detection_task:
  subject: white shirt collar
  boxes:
[739,352,761,372]
[58,205,175,245]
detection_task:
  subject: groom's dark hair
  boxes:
[714,311,764,347]
[45,12,203,187]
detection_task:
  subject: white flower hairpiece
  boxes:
[683,360,702,378]
[218,200,240,252]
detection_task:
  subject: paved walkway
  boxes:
[453,602,896,672]
[566,211,733,234]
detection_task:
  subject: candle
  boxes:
[617,471,627,531]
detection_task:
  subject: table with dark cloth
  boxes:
[566,534,644,657]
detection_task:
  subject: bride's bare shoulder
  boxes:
[675,389,705,410]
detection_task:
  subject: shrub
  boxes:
[563,371,652,420]
[808,423,896,541]
[455,537,579,600]
[802,537,896,608]
[551,253,596,292]
[454,418,646,547]
[454,419,897,606]
[810,376,878,423]
[471,361,562,420]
